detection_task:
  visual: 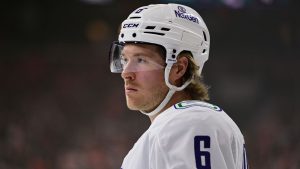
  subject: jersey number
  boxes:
[194,136,211,169]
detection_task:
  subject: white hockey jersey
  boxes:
[121,100,248,169]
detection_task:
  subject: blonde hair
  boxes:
[151,44,209,101]
[180,51,210,101]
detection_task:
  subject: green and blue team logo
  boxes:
[174,101,222,111]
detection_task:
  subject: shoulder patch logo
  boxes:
[174,101,222,111]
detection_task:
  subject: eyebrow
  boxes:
[121,52,151,58]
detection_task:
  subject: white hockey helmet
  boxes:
[110,3,210,75]
[109,3,210,116]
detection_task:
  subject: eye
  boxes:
[137,57,147,64]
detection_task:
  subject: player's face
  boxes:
[121,44,168,112]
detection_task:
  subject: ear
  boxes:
[169,56,189,85]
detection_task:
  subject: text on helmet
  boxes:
[174,6,199,24]
[123,23,140,28]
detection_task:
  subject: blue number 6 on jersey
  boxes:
[194,136,211,169]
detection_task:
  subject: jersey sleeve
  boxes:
[149,109,245,169]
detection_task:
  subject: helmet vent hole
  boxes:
[132,33,136,37]
[129,17,141,19]
[203,31,207,41]
[145,26,156,29]
[144,32,165,36]
[161,27,170,31]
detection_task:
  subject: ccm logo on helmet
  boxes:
[174,6,199,24]
[123,23,139,28]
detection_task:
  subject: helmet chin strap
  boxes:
[140,64,192,117]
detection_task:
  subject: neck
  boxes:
[149,91,191,123]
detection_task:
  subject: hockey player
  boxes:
[109,3,248,169]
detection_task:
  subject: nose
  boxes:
[121,60,136,80]
[121,70,135,80]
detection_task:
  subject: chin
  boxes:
[126,100,141,111]
[127,102,157,114]
[127,105,139,111]
[126,100,151,112]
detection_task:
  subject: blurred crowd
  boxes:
[1,0,299,169]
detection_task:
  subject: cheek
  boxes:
[138,71,166,88]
